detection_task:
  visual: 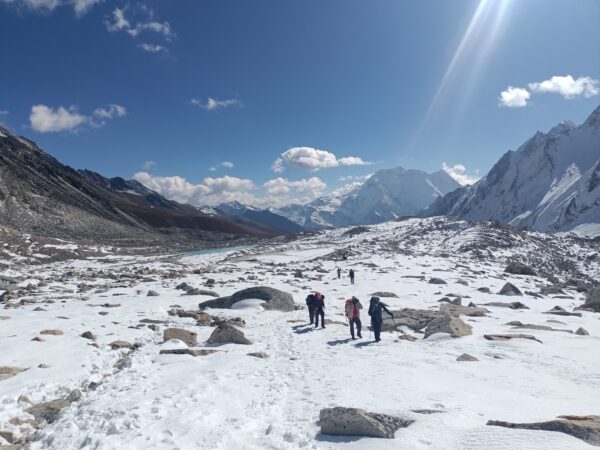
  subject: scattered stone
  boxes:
[207,323,252,345]
[411,409,445,415]
[484,334,542,343]
[498,282,522,296]
[429,278,447,285]
[66,389,82,403]
[33,307,47,312]
[163,328,198,347]
[506,321,572,333]
[98,311,109,316]
[487,415,600,447]
[81,331,96,340]
[0,316,10,320]
[477,287,491,293]
[199,286,295,312]
[40,329,63,336]
[398,334,417,342]
[0,430,16,444]
[370,291,398,298]
[484,301,529,310]
[544,306,582,317]
[148,324,159,331]
[247,352,269,359]
[109,340,134,350]
[38,364,50,369]
[457,353,478,361]
[319,407,414,439]
[0,366,27,381]
[575,327,589,336]
[159,348,220,357]
[424,315,472,338]
[505,262,537,276]
[146,290,159,297]
[31,337,44,342]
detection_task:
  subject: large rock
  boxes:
[26,398,70,423]
[487,415,600,447]
[484,334,542,343]
[578,287,600,312]
[319,407,414,439]
[484,301,529,310]
[505,262,537,276]
[0,366,27,381]
[159,348,220,357]
[370,291,398,298]
[429,278,447,285]
[163,328,198,347]
[199,286,295,312]
[424,315,472,338]
[439,304,487,317]
[207,323,252,345]
[498,282,523,296]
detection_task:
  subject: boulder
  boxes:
[577,287,600,312]
[544,306,582,317]
[505,262,537,276]
[247,352,269,359]
[26,399,69,424]
[319,407,414,439]
[163,328,198,347]
[370,291,398,298]
[484,334,542,343]
[439,304,487,317]
[81,331,96,340]
[207,323,252,345]
[457,353,478,361]
[487,415,600,447]
[498,282,522,296]
[506,321,572,333]
[199,286,295,312]
[429,278,447,285]
[424,315,472,338]
[0,366,27,381]
[109,340,134,350]
[146,290,159,297]
[40,329,63,336]
[159,348,220,357]
[575,327,590,336]
[484,301,529,310]
[477,287,491,293]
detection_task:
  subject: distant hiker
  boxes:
[349,269,355,285]
[313,292,326,329]
[368,296,393,342]
[336,267,341,279]
[344,296,363,340]
[342,252,348,260]
[305,293,317,324]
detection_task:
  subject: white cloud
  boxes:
[275,147,369,172]
[1,0,102,15]
[498,86,531,108]
[529,75,599,99]
[0,110,8,116]
[142,160,157,170]
[263,177,326,198]
[138,43,166,53]
[189,98,243,111]
[105,6,175,51]
[209,161,235,171]
[338,173,372,183]
[442,163,480,186]
[29,103,126,133]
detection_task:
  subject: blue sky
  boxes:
[1,0,599,206]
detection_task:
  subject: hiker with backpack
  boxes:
[313,291,326,329]
[305,292,317,324]
[344,296,363,339]
[368,296,393,342]
[336,267,341,279]
[349,269,355,285]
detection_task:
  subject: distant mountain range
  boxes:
[426,104,600,237]
[276,167,461,229]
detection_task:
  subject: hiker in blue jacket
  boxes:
[368,296,393,342]
[305,293,317,324]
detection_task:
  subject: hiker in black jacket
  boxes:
[313,292,326,329]
[349,269,355,285]
[368,296,393,342]
[305,293,317,324]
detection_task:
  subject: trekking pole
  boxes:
[391,316,402,342]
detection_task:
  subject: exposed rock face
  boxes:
[439,304,487,317]
[207,324,252,345]
[505,262,537,276]
[487,415,600,447]
[498,282,523,296]
[319,407,414,439]
[424,315,472,338]
[484,334,542,343]
[199,286,295,312]
[163,328,198,347]
[578,287,600,312]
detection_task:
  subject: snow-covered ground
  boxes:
[1,218,599,449]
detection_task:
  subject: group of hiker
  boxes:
[336,267,355,284]
[305,290,394,342]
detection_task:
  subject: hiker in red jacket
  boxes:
[344,296,363,339]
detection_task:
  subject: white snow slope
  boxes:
[1,217,599,450]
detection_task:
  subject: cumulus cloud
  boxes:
[263,177,326,198]
[189,98,243,111]
[274,147,369,172]
[29,103,126,133]
[105,6,175,52]
[141,160,157,170]
[442,163,480,186]
[529,75,599,99]
[498,86,531,108]
[1,0,102,15]
[209,161,235,171]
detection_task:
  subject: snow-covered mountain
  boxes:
[427,104,600,237]
[278,167,461,229]
[215,201,305,234]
